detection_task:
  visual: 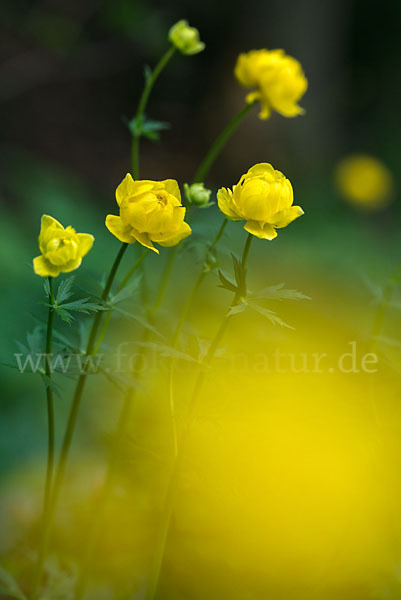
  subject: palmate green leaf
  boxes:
[128,114,170,140]
[47,298,107,324]
[0,565,27,600]
[249,301,294,329]
[250,283,311,301]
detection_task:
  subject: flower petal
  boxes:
[269,206,304,228]
[131,229,159,254]
[39,215,64,254]
[33,255,61,277]
[217,188,241,220]
[116,173,137,206]
[157,221,192,247]
[59,257,82,273]
[160,179,181,202]
[244,220,277,240]
[105,215,135,243]
[77,233,94,257]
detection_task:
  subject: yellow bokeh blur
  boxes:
[335,155,394,210]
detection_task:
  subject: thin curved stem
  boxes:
[92,249,149,356]
[76,93,253,600]
[74,249,175,600]
[44,277,55,515]
[31,277,55,599]
[193,102,256,184]
[145,234,254,600]
[369,259,401,352]
[31,243,129,598]
[131,46,176,178]
[167,218,228,454]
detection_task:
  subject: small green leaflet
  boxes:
[144,64,152,83]
[56,276,75,304]
[249,283,311,301]
[248,301,294,329]
[43,276,106,324]
[227,301,248,317]
[46,298,106,324]
[128,115,170,140]
[218,270,237,293]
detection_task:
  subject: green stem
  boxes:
[145,234,253,600]
[93,249,149,356]
[167,218,228,454]
[74,251,174,600]
[31,243,129,599]
[31,278,55,599]
[370,259,401,352]
[44,277,55,512]
[193,102,256,183]
[131,46,176,178]
[77,88,252,600]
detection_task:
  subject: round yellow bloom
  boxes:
[106,174,192,254]
[33,215,94,277]
[217,163,303,240]
[235,49,307,120]
[168,20,205,55]
[335,154,394,210]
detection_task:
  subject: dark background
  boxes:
[1,0,400,196]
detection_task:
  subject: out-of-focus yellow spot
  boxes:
[234,49,307,120]
[335,154,394,210]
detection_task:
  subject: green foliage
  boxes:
[45,276,106,324]
[248,302,294,329]
[128,114,170,140]
[249,283,311,302]
[219,260,309,328]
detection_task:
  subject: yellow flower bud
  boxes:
[106,174,192,254]
[235,49,307,120]
[168,20,205,55]
[184,182,212,207]
[33,215,94,277]
[217,163,303,240]
[335,154,394,210]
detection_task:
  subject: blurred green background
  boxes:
[1,1,401,599]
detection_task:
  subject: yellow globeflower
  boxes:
[335,154,394,210]
[169,20,205,55]
[217,163,303,240]
[106,174,192,254]
[33,215,94,277]
[235,49,307,119]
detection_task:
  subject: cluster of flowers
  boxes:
[27,19,310,600]
[32,20,308,275]
[34,162,304,274]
